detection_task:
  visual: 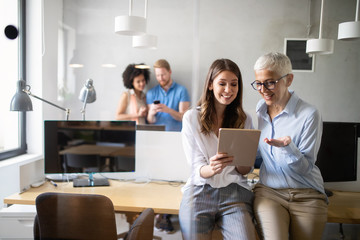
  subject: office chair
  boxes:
[34,192,118,240]
[64,153,102,173]
[118,208,155,240]
[34,192,155,240]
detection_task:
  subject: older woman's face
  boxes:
[254,69,290,107]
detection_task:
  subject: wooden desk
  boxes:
[4,179,360,225]
[327,190,360,224]
[4,180,183,224]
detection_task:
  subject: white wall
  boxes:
[21,0,360,193]
[0,154,43,209]
[38,0,360,123]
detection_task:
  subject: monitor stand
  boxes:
[73,173,110,187]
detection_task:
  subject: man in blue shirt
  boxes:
[146,59,190,131]
[146,59,190,233]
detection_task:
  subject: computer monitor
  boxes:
[44,120,136,187]
[316,122,359,182]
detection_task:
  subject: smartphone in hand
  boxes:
[153,100,160,104]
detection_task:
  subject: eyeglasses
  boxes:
[251,74,289,91]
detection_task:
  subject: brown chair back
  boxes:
[34,192,117,240]
[124,208,155,240]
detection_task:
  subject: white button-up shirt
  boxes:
[181,108,254,192]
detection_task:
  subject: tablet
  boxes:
[217,128,261,166]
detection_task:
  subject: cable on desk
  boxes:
[98,173,137,183]
[149,179,185,187]
[98,174,185,187]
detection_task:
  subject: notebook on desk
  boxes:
[217,128,261,167]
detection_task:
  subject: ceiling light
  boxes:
[338,0,360,40]
[306,0,334,55]
[135,64,150,69]
[69,50,84,68]
[115,0,146,36]
[306,38,334,55]
[132,34,157,49]
[101,63,117,68]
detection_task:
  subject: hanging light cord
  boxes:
[144,0,148,19]
[129,0,132,16]
[128,0,148,18]
[41,0,45,56]
[306,0,312,36]
[319,0,324,39]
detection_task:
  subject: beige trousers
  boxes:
[253,184,328,240]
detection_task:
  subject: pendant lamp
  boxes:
[306,0,334,55]
[135,64,150,69]
[132,0,157,49]
[101,55,117,68]
[115,0,146,36]
[338,0,360,40]
[133,34,157,49]
[69,50,84,68]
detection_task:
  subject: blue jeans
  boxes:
[179,183,257,240]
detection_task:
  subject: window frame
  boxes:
[0,0,27,161]
[284,38,315,72]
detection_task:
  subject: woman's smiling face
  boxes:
[209,70,239,107]
[132,74,146,92]
[254,69,291,107]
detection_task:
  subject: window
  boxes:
[0,0,26,160]
[284,38,315,72]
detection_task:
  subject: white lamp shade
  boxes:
[338,21,360,40]
[69,63,84,68]
[132,34,157,49]
[101,63,117,68]
[115,16,146,36]
[306,38,334,55]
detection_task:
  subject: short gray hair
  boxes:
[254,52,292,76]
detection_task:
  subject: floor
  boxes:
[322,223,360,240]
[116,213,183,240]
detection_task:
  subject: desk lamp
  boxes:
[10,79,71,120]
[79,79,96,120]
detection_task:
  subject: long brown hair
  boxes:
[198,59,247,134]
